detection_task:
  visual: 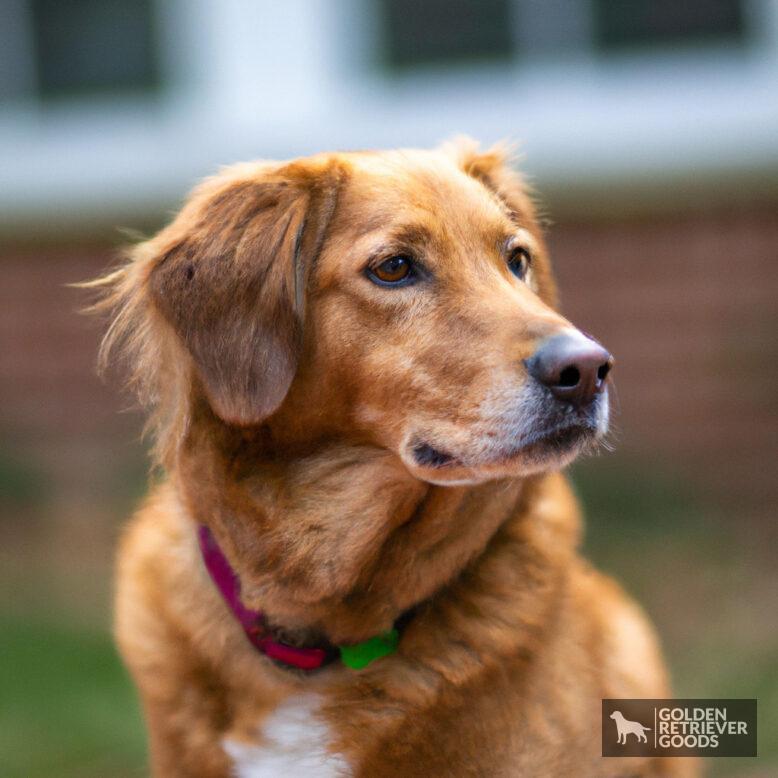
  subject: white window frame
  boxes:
[1,0,777,227]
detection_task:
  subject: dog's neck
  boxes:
[173,402,574,646]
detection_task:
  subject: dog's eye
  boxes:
[507,247,532,280]
[368,255,414,286]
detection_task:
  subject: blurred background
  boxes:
[1,1,776,776]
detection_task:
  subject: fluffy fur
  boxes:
[92,139,697,776]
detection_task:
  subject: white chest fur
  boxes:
[223,694,351,777]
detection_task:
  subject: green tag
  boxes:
[339,628,399,669]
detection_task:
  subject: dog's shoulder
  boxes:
[570,560,671,699]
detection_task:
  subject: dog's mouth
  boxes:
[412,442,459,468]
[411,418,600,474]
[500,421,596,465]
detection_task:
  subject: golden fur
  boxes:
[93,139,697,776]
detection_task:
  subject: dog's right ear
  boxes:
[146,159,345,425]
[441,136,557,305]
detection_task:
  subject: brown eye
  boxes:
[368,255,414,286]
[508,247,532,280]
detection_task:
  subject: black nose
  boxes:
[525,332,613,407]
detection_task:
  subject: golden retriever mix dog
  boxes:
[92,139,696,777]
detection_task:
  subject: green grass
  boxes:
[0,457,774,777]
[0,612,146,778]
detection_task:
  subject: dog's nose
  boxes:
[525,332,613,407]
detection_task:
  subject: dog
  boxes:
[92,139,697,776]
[611,711,652,744]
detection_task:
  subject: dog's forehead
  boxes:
[340,149,514,235]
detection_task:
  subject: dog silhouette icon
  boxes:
[610,710,651,744]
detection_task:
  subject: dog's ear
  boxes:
[148,159,345,425]
[440,135,538,224]
[442,136,557,304]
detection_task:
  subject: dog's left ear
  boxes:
[441,135,537,224]
[148,158,346,425]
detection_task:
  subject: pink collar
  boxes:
[197,525,335,671]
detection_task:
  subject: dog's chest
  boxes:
[223,694,351,777]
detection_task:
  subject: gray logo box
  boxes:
[602,699,757,757]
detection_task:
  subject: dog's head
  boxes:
[108,139,611,484]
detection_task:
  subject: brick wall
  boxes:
[1,204,776,524]
[549,206,778,510]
